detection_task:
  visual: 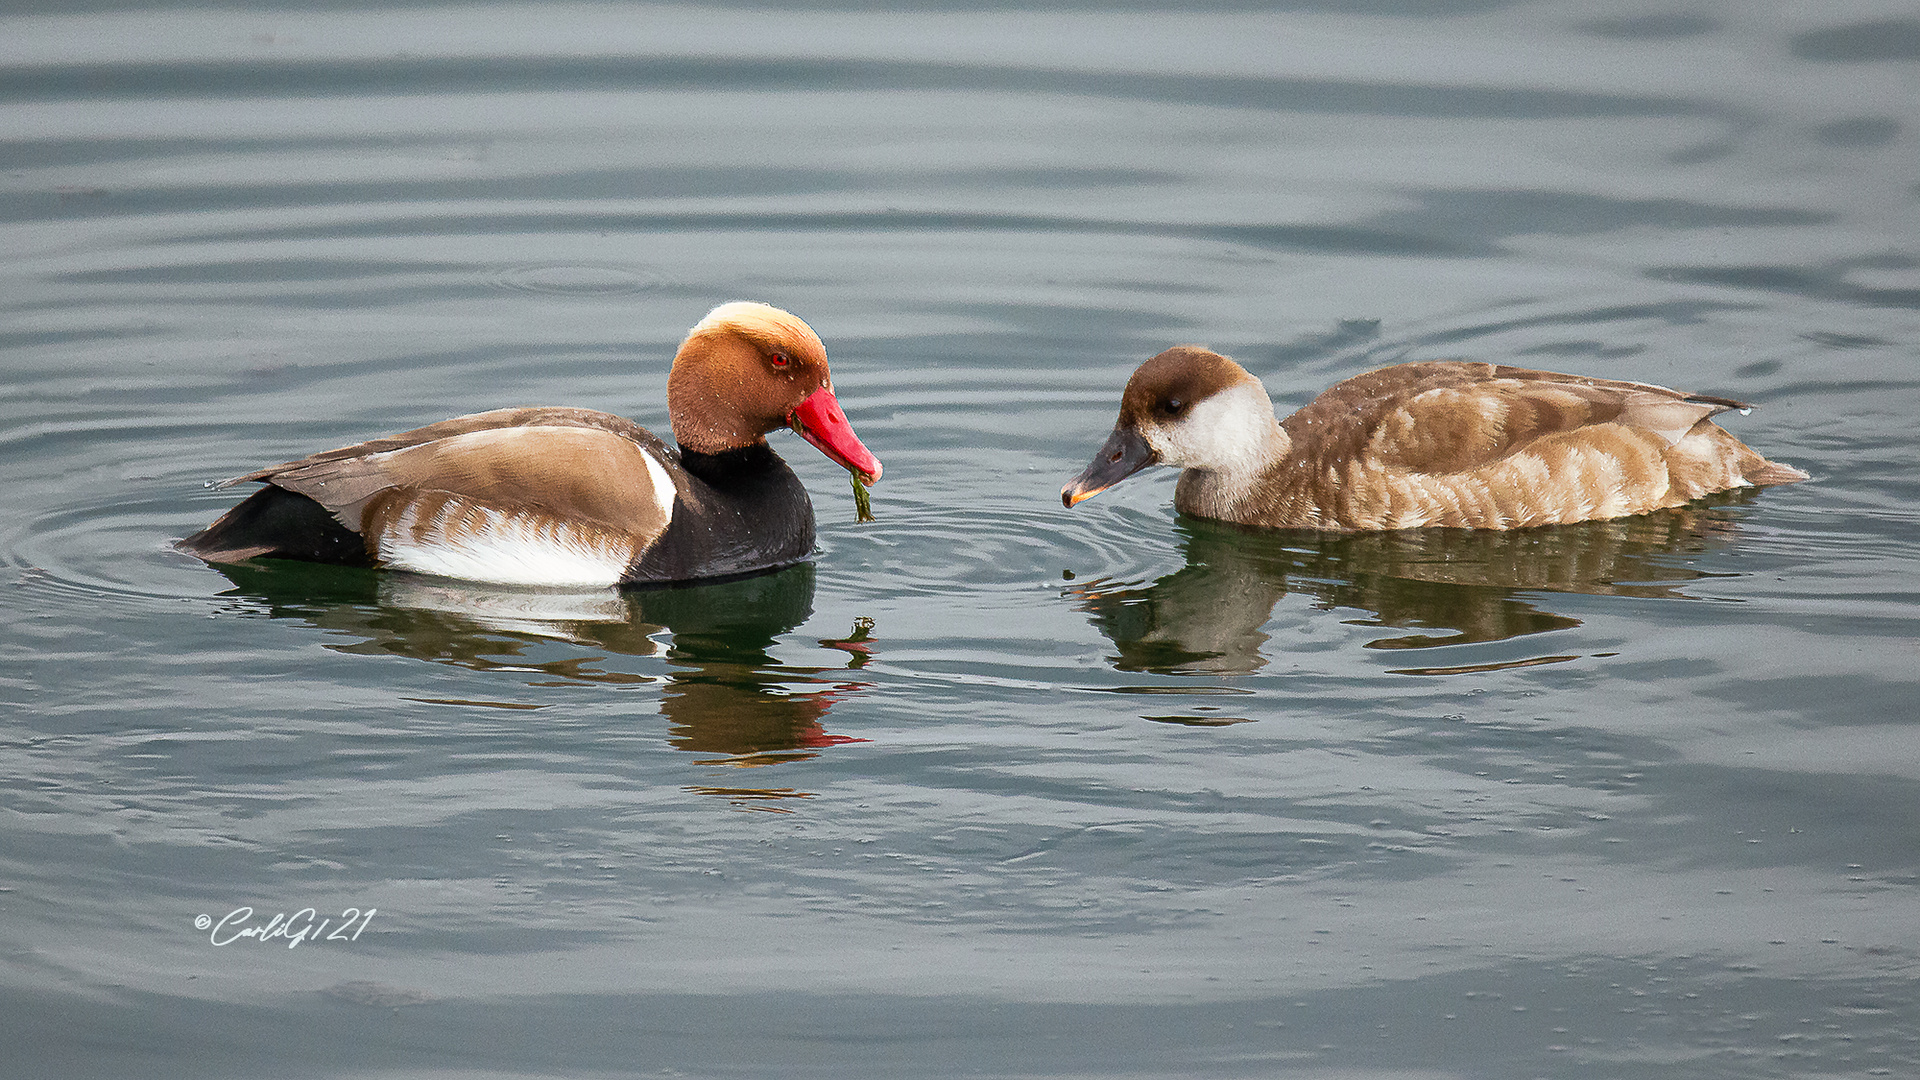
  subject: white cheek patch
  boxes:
[377,500,635,588]
[1156,382,1280,475]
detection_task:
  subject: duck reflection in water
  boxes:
[1068,493,1761,677]
[206,561,874,774]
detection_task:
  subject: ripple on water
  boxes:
[487,262,666,296]
[4,469,228,605]
[818,488,1182,602]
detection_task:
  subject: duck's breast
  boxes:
[625,443,816,584]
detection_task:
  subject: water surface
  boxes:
[3,2,1919,1077]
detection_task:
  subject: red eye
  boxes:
[770,352,790,369]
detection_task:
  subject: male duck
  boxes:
[181,302,881,586]
[1063,347,1805,530]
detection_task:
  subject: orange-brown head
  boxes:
[668,302,881,483]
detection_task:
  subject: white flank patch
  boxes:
[379,500,631,588]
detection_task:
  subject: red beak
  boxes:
[789,387,882,484]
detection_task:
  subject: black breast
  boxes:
[624,443,816,586]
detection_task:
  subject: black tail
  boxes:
[178,485,374,567]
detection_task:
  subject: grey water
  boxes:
[3,1,1919,1077]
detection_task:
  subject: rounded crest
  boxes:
[669,302,832,454]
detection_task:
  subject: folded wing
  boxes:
[1366,364,1741,475]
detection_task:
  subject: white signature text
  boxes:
[195,906,377,948]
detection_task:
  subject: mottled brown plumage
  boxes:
[1063,348,1806,531]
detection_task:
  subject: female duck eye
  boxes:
[1162,398,1185,415]
[770,352,791,370]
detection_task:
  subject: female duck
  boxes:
[1062,346,1804,530]
[181,302,881,586]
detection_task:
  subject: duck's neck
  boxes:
[676,440,779,487]
[1171,408,1292,520]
